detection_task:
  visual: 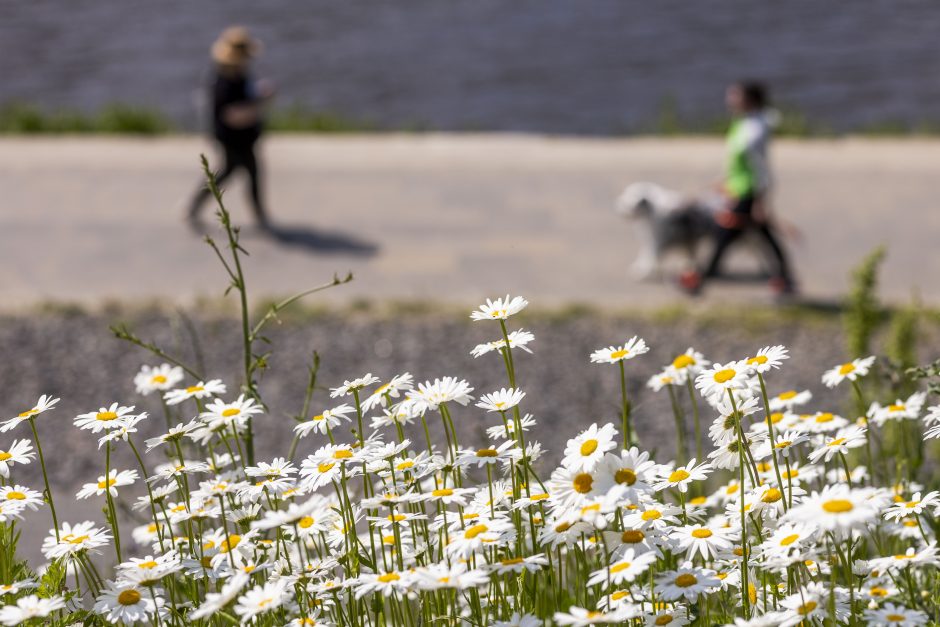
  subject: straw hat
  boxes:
[211,26,262,65]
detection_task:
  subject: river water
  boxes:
[3,1,939,134]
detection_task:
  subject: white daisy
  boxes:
[470,329,535,358]
[476,388,525,413]
[822,356,876,388]
[0,395,59,433]
[563,423,618,472]
[0,440,33,478]
[133,363,184,395]
[590,336,649,364]
[470,295,528,321]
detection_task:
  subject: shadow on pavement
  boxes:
[263,223,379,257]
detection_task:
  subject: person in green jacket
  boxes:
[680,81,795,297]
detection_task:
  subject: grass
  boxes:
[2,101,940,137]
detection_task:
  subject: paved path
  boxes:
[1,135,937,309]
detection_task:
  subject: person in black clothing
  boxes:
[189,26,274,229]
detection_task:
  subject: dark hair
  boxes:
[736,81,769,110]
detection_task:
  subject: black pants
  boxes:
[702,195,792,285]
[189,141,267,224]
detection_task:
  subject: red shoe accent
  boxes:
[679,271,702,295]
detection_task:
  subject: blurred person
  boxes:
[188,26,274,230]
[679,81,796,297]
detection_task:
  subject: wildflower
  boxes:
[759,522,817,562]
[189,572,250,620]
[696,361,750,400]
[0,594,65,626]
[457,440,520,468]
[869,392,927,426]
[355,571,413,598]
[164,379,226,405]
[406,377,474,414]
[884,491,940,522]
[361,373,413,412]
[330,373,381,398]
[470,295,528,321]
[654,458,711,493]
[133,363,184,395]
[784,485,883,534]
[0,440,33,478]
[554,606,633,625]
[145,419,201,451]
[489,553,549,575]
[476,388,525,413]
[864,603,928,627]
[647,369,677,392]
[446,516,516,559]
[493,613,542,627]
[821,355,876,388]
[586,548,656,586]
[744,345,788,373]
[655,566,721,601]
[413,565,489,591]
[486,413,536,440]
[642,607,690,627]
[807,425,868,463]
[563,423,618,472]
[768,388,812,411]
[76,469,138,499]
[0,395,59,433]
[41,521,111,561]
[471,329,535,358]
[668,348,710,382]
[670,523,734,560]
[234,579,289,621]
[0,486,43,511]
[200,394,264,430]
[869,544,940,573]
[94,582,165,624]
[0,581,35,598]
[600,447,658,501]
[548,466,615,508]
[590,336,649,364]
[779,583,847,627]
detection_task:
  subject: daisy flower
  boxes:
[563,423,618,472]
[0,395,59,433]
[744,345,788,373]
[234,579,289,621]
[654,458,710,493]
[586,548,656,586]
[133,363,184,395]
[144,419,201,451]
[642,607,690,627]
[41,521,111,561]
[476,388,525,413]
[406,377,474,415]
[0,485,43,511]
[780,583,847,627]
[199,394,264,430]
[670,523,734,561]
[163,379,226,405]
[884,491,940,522]
[768,389,812,412]
[76,469,138,499]
[330,373,381,398]
[493,613,542,627]
[0,581,36,598]
[759,522,818,561]
[864,603,928,627]
[590,336,649,364]
[486,413,536,440]
[489,553,549,575]
[695,361,750,401]
[647,369,677,392]
[293,404,354,438]
[0,440,33,478]
[457,440,520,468]
[189,572,250,620]
[669,348,710,382]
[554,606,633,626]
[784,485,882,534]
[0,594,65,625]
[869,392,927,426]
[445,516,516,559]
[75,402,140,433]
[548,466,615,508]
[655,566,721,601]
[361,373,413,412]
[822,355,876,388]
[600,447,658,501]
[807,425,867,463]
[470,329,535,358]
[94,582,165,624]
[470,295,528,321]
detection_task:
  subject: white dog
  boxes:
[615,182,721,280]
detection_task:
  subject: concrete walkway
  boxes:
[1,135,937,310]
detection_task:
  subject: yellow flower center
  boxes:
[672,354,695,369]
[221,408,240,417]
[572,473,594,494]
[298,517,315,529]
[63,534,89,544]
[432,489,454,497]
[797,601,818,615]
[622,530,645,543]
[641,510,662,521]
[117,590,141,605]
[396,460,414,470]
[762,488,783,503]
[333,449,353,460]
[464,524,489,539]
[317,462,335,473]
[97,478,117,489]
[151,375,167,384]
[377,573,400,583]
[609,349,629,360]
[5,491,26,500]
[137,560,158,569]
[185,385,204,393]
[501,557,525,566]
[0,452,11,462]
[885,615,906,622]
[611,590,629,600]
[827,437,846,447]
[775,440,792,449]
[17,409,39,418]
[220,534,241,553]
[615,468,637,485]
[96,411,119,421]
[580,439,598,456]
[387,514,407,522]
[668,469,690,483]
[689,496,706,505]
[655,616,674,626]
[778,390,798,400]
[713,368,736,383]
[822,499,854,513]
[815,413,834,423]
[747,355,768,365]
[780,533,800,546]
[674,573,698,587]
[869,587,888,597]
[838,363,856,375]
[610,562,632,573]
[691,528,712,539]
[555,522,572,533]
[476,448,498,457]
